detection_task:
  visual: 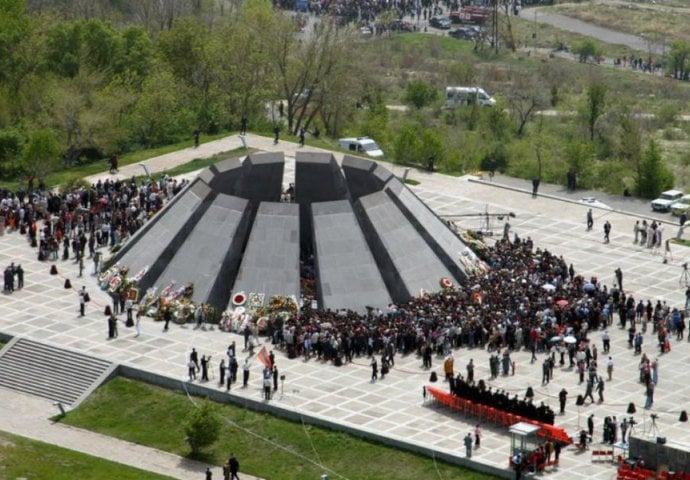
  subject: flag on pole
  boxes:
[257,346,272,369]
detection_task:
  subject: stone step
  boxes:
[0,337,113,406]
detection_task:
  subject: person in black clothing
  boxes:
[193,127,201,147]
[201,355,210,381]
[240,117,248,135]
[532,177,540,198]
[163,306,172,331]
[273,125,280,144]
[558,388,568,414]
[15,264,23,289]
[298,127,305,146]
[228,454,240,480]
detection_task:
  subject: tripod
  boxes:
[647,415,661,438]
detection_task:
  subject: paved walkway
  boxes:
[4,133,690,479]
[0,388,261,480]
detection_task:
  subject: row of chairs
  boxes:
[618,463,690,480]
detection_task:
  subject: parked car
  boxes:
[671,194,690,216]
[449,26,481,40]
[429,16,452,29]
[338,137,384,158]
[651,189,684,212]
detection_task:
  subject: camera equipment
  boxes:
[651,414,659,420]
[629,417,636,425]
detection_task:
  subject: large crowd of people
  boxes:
[268,234,680,383]
[0,175,188,265]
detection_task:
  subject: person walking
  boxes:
[134,310,142,337]
[205,467,212,480]
[645,381,654,409]
[190,348,200,373]
[597,376,605,402]
[607,356,614,380]
[586,208,594,231]
[240,116,248,135]
[193,127,201,148]
[603,220,612,243]
[273,125,280,144]
[163,306,171,332]
[298,127,305,147]
[531,177,540,198]
[370,357,378,382]
[228,454,240,480]
[464,432,473,458]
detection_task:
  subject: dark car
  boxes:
[449,26,481,40]
[429,16,452,30]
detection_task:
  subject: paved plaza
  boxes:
[2,136,690,479]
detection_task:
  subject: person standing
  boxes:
[263,372,272,400]
[558,388,568,414]
[607,356,614,380]
[615,267,623,291]
[240,116,248,135]
[298,127,305,147]
[205,467,212,480]
[464,432,473,458]
[272,365,279,392]
[242,359,250,387]
[15,264,23,289]
[219,358,226,386]
[474,424,481,448]
[273,125,280,144]
[125,297,134,326]
[135,310,142,337]
[78,286,87,317]
[586,208,594,231]
[201,355,210,382]
[188,358,197,381]
[193,127,201,148]
[645,381,654,409]
[678,213,687,240]
[228,454,240,480]
[370,356,378,382]
[602,330,610,353]
[587,414,595,438]
[190,348,200,373]
[163,306,172,332]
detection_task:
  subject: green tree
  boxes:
[668,40,690,80]
[573,38,603,64]
[0,128,22,178]
[584,82,606,141]
[637,139,673,199]
[403,80,438,110]
[22,129,61,180]
[616,115,642,192]
[184,402,221,455]
[0,0,30,85]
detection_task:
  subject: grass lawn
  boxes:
[62,377,498,480]
[0,430,174,480]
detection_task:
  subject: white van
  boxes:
[445,87,496,107]
[338,137,384,158]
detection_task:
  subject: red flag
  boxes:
[257,346,272,369]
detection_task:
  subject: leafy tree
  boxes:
[616,115,642,191]
[0,0,30,85]
[22,128,61,180]
[184,402,221,455]
[129,70,196,146]
[403,80,438,110]
[668,40,690,80]
[393,125,418,165]
[506,75,547,137]
[564,138,595,189]
[584,81,606,141]
[573,38,603,64]
[0,128,22,178]
[637,139,673,199]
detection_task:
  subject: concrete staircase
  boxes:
[0,337,115,406]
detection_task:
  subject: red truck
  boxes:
[449,6,491,25]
